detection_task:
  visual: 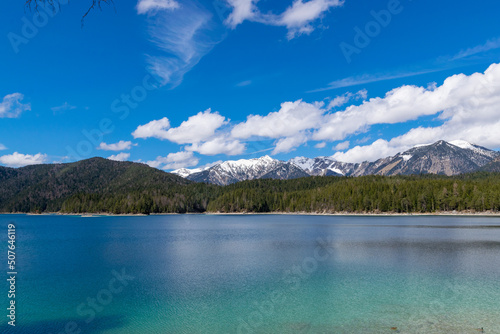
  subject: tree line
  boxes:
[59,173,500,214]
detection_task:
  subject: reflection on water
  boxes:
[1,214,499,333]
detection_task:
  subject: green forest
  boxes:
[1,158,499,214]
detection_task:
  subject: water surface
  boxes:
[1,214,499,333]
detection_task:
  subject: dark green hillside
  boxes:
[206,173,500,213]
[0,157,204,213]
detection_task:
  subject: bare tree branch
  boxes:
[81,0,114,26]
[24,0,115,25]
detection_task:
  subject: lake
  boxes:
[1,214,500,333]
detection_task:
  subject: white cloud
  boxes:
[133,109,227,144]
[225,0,343,39]
[452,37,500,61]
[0,152,47,167]
[130,63,500,160]
[277,0,343,39]
[137,0,179,14]
[108,153,131,161]
[98,141,135,151]
[332,139,403,163]
[147,151,199,170]
[272,133,308,154]
[186,135,246,156]
[315,63,500,143]
[333,141,349,151]
[0,144,6,150]
[331,63,500,162]
[144,159,162,168]
[141,0,341,88]
[314,142,326,148]
[0,93,30,118]
[232,100,324,139]
[51,102,76,113]
[143,1,225,87]
[231,100,325,154]
[328,89,367,109]
[132,117,171,140]
[225,0,259,28]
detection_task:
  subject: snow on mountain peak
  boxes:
[449,140,497,157]
[449,140,474,150]
[289,156,315,171]
[171,167,202,178]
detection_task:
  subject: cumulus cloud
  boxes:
[272,134,308,154]
[133,109,245,156]
[137,0,179,14]
[231,100,325,154]
[0,144,6,150]
[131,63,500,159]
[314,64,500,142]
[331,63,500,162]
[232,100,324,139]
[0,93,31,118]
[186,135,246,156]
[98,141,135,151]
[314,142,326,148]
[133,109,227,144]
[108,153,131,161]
[225,0,259,27]
[225,0,343,39]
[132,117,171,140]
[0,152,47,167]
[277,0,343,39]
[147,151,199,170]
[332,139,400,163]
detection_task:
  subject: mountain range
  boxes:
[173,140,500,185]
[0,146,499,214]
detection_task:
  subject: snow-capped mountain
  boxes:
[448,140,498,159]
[185,156,306,186]
[349,140,499,176]
[172,141,499,185]
[171,167,204,178]
[288,156,355,176]
[260,162,310,180]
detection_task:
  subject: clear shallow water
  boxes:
[1,214,500,334]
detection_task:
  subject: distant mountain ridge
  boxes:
[185,156,305,186]
[173,140,499,185]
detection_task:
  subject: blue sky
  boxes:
[1,0,500,169]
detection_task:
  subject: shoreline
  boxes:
[1,211,500,217]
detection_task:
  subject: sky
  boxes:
[1,0,500,170]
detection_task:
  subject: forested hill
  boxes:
[206,173,500,213]
[0,158,499,214]
[0,157,214,213]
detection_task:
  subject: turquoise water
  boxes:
[1,214,500,333]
